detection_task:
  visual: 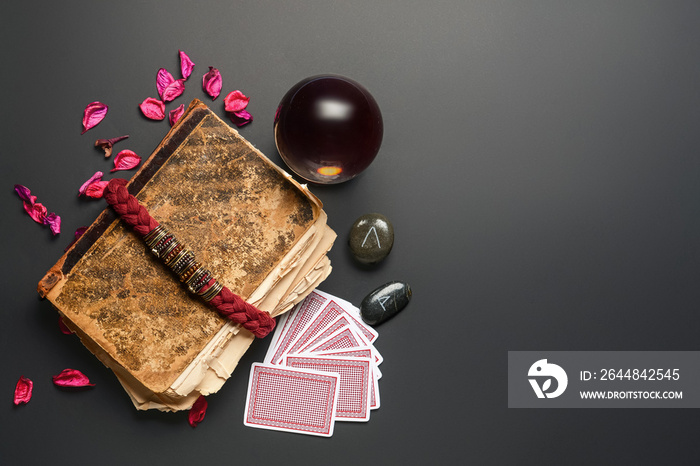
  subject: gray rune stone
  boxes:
[360,281,411,326]
[348,213,394,265]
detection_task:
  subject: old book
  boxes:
[38,99,335,411]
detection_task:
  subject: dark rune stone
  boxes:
[348,213,394,265]
[360,281,411,326]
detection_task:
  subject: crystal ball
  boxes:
[274,75,383,184]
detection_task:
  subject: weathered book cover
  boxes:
[38,99,329,404]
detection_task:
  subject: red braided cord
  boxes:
[104,178,275,338]
[104,179,159,236]
[204,280,276,336]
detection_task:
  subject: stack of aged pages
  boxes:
[37,100,335,411]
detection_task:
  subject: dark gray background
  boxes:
[2,1,700,464]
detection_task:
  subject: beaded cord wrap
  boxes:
[103,178,275,338]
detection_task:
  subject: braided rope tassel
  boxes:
[104,178,275,338]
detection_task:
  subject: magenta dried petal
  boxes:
[169,104,185,127]
[16,186,60,233]
[224,90,250,113]
[162,79,186,102]
[79,171,104,196]
[85,180,109,198]
[229,109,253,127]
[111,149,141,172]
[202,67,222,100]
[52,368,95,387]
[81,101,108,134]
[179,50,195,80]
[44,212,61,235]
[188,395,208,427]
[156,68,175,100]
[95,135,129,158]
[14,184,34,203]
[139,97,166,120]
[24,201,47,224]
[14,376,33,405]
[58,316,73,335]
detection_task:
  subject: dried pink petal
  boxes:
[24,201,47,224]
[95,135,129,158]
[16,185,60,233]
[111,149,141,172]
[188,395,208,427]
[58,315,73,334]
[162,79,186,102]
[202,67,222,100]
[180,50,195,80]
[64,226,88,252]
[156,68,175,100]
[229,109,253,127]
[224,90,250,113]
[44,212,61,235]
[52,368,95,387]
[139,97,166,120]
[14,376,33,405]
[85,180,110,198]
[169,104,185,126]
[79,171,104,196]
[81,101,108,134]
[14,184,35,203]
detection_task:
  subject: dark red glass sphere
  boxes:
[274,75,383,184]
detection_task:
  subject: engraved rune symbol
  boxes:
[378,295,391,311]
[361,226,381,248]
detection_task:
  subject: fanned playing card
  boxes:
[314,290,378,343]
[306,326,365,354]
[285,355,372,422]
[316,347,381,410]
[285,301,349,356]
[291,315,353,356]
[244,363,339,437]
[264,291,329,365]
[245,290,383,436]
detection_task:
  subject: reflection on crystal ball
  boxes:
[274,75,383,184]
